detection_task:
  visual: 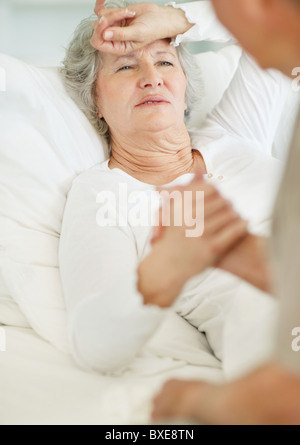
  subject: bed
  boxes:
[0,319,224,425]
[0,45,299,425]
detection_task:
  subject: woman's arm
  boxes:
[91,1,234,54]
[171,4,290,152]
[197,52,291,154]
[59,179,164,374]
[91,2,193,54]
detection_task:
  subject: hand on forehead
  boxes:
[101,39,178,66]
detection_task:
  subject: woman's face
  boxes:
[95,40,187,137]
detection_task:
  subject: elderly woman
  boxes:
[59,0,288,373]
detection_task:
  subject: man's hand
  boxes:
[217,234,271,293]
[152,379,210,422]
[152,363,300,424]
[91,2,193,55]
[137,173,248,308]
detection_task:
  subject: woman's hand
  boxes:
[94,0,105,15]
[91,2,194,55]
[137,173,248,308]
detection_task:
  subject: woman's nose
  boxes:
[139,66,163,89]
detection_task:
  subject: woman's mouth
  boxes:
[136,96,170,107]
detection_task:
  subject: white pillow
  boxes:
[0,270,29,328]
[188,45,243,128]
[0,54,108,351]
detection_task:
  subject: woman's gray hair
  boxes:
[61,0,203,146]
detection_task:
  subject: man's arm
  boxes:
[139,232,272,309]
[217,234,272,293]
[152,363,300,424]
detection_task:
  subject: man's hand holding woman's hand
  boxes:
[92,1,193,54]
[137,173,248,308]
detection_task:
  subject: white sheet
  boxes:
[0,313,223,425]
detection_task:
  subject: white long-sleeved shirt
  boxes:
[59,1,290,373]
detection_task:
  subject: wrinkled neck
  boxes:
[108,126,207,186]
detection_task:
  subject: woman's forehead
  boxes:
[102,40,178,65]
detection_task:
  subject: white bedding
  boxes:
[0,313,223,425]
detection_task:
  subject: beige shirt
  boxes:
[272,109,300,373]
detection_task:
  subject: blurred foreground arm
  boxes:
[152,363,300,425]
[217,234,271,293]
